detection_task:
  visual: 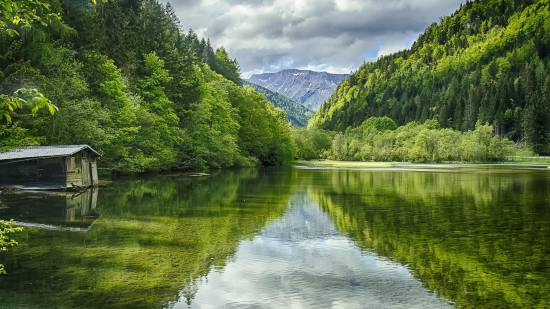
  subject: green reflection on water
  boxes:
[0,166,549,308]
[304,168,550,308]
[0,168,296,308]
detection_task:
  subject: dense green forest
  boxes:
[310,0,550,154]
[0,0,295,173]
[294,117,513,162]
[243,81,312,127]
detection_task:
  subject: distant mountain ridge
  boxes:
[248,69,349,111]
[244,81,312,127]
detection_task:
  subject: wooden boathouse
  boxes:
[0,145,99,190]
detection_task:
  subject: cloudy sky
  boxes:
[166,0,466,77]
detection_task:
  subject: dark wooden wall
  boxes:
[0,157,67,189]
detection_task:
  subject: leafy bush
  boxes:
[0,219,22,275]
[297,117,514,162]
[292,128,333,160]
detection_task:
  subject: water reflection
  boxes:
[0,167,548,308]
[304,168,550,308]
[178,193,451,308]
[0,169,296,309]
[0,189,98,230]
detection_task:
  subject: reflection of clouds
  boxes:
[173,193,451,308]
[261,194,340,241]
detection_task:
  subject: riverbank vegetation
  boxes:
[294,117,518,163]
[310,0,550,155]
[0,0,295,174]
[0,219,21,274]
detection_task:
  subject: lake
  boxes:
[0,166,549,308]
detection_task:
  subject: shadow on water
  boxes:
[303,168,550,308]
[0,166,549,308]
[0,168,297,309]
[0,189,98,231]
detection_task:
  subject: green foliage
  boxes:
[0,88,57,123]
[133,52,182,171]
[230,84,296,166]
[0,219,22,274]
[0,0,61,37]
[0,124,42,152]
[211,47,241,84]
[180,66,243,170]
[0,95,21,124]
[244,81,312,127]
[298,117,513,162]
[0,87,56,154]
[81,52,142,172]
[292,128,333,160]
[311,0,550,154]
[0,0,295,173]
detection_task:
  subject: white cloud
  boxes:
[335,0,366,12]
[164,0,466,76]
[171,198,451,308]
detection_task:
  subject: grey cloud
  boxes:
[224,0,274,6]
[164,0,466,77]
[171,198,452,308]
[166,0,201,8]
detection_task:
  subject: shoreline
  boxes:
[293,160,550,171]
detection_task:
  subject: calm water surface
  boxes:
[0,166,549,308]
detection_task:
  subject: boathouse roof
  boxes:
[0,145,99,161]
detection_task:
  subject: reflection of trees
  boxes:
[306,169,550,308]
[0,168,296,308]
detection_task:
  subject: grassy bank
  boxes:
[506,156,550,164]
[294,160,550,170]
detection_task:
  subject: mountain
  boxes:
[248,69,349,111]
[244,81,312,127]
[310,0,550,153]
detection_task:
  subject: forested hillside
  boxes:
[0,0,295,173]
[310,0,550,153]
[243,81,311,126]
